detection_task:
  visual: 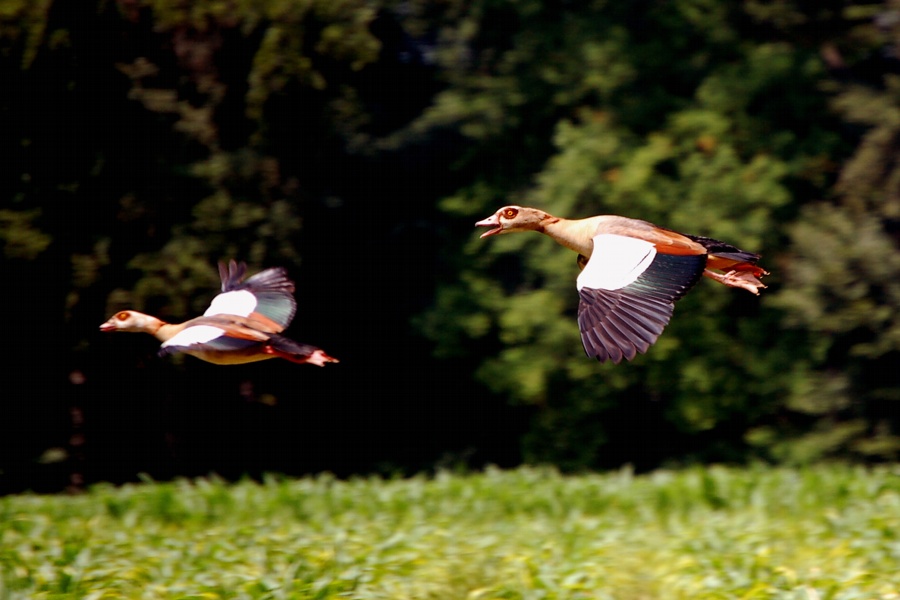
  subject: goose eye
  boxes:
[116,311,130,321]
[504,208,518,219]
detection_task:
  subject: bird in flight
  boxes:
[100,260,338,366]
[476,205,767,364]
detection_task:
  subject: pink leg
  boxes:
[703,269,767,295]
[263,345,339,366]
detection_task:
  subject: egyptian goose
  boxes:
[475,206,768,364]
[100,260,338,366]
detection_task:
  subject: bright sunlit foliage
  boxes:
[2,465,900,598]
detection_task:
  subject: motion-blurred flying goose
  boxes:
[475,206,768,364]
[100,260,338,366]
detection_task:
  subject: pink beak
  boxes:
[475,214,502,238]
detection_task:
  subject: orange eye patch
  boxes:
[116,311,130,321]
[504,208,518,218]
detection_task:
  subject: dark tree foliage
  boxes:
[1,0,897,492]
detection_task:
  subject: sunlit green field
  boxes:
[2,465,899,599]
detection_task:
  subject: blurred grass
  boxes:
[1,464,899,599]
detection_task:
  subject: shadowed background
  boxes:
[3,0,899,493]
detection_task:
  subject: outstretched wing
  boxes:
[158,315,274,356]
[576,234,706,364]
[203,260,297,329]
[159,326,255,357]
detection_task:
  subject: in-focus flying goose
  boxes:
[476,206,768,364]
[100,260,338,366]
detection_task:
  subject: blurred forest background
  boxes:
[2,0,900,494]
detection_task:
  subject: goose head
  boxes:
[99,310,158,334]
[475,206,551,237]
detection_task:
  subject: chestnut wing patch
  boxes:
[159,324,258,357]
[158,315,273,357]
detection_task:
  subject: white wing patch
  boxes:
[161,325,226,349]
[577,234,656,291]
[203,290,257,317]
